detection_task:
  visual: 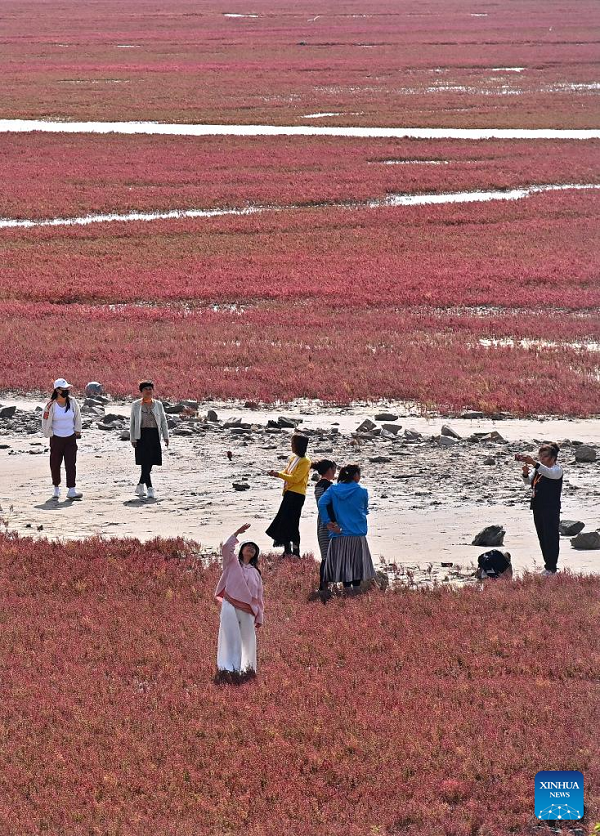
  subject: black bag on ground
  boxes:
[477,549,511,579]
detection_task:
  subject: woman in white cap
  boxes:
[41,378,83,500]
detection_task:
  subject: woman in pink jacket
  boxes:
[215,523,264,676]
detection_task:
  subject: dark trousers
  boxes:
[139,465,153,488]
[533,505,560,572]
[50,434,77,488]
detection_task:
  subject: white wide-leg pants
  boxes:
[217,599,257,673]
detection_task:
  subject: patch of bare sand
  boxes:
[0,398,598,586]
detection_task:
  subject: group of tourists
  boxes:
[42,378,170,500]
[40,377,565,679]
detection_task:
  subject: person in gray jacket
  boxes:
[129,381,169,499]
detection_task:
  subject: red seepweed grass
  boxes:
[0,300,599,415]
[2,0,600,128]
[0,532,598,835]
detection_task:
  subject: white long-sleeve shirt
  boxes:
[522,462,563,484]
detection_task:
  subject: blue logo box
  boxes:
[535,770,584,820]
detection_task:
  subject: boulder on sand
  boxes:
[472,525,505,547]
[559,520,585,536]
[570,531,600,550]
[441,425,461,439]
[575,445,596,463]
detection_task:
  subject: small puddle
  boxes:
[376,159,449,165]
[479,338,600,352]
[375,182,600,208]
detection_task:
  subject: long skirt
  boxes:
[266,490,305,547]
[135,427,162,467]
[324,535,376,584]
[217,600,257,673]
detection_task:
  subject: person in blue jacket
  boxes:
[317,463,376,591]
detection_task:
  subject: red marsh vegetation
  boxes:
[0,533,598,835]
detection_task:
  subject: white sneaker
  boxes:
[540,569,556,577]
[67,487,83,500]
[147,487,155,499]
[52,486,60,499]
[135,484,146,497]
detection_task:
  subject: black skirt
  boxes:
[266,490,305,546]
[135,427,163,467]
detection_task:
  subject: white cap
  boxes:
[53,378,72,390]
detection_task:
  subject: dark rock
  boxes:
[180,400,198,410]
[97,422,117,430]
[570,531,600,550]
[230,427,252,435]
[369,455,392,463]
[356,418,376,433]
[460,410,484,419]
[163,402,186,414]
[120,431,130,441]
[244,401,259,409]
[0,406,17,419]
[233,482,251,491]
[472,525,505,547]
[575,445,596,463]
[438,435,458,447]
[441,424,461,439]
[85,382,104,397]
[374,413,398,422]
[0,444,11,450]
[479,431,506,443]
[207,409,219,422]
[404,429,422,441]
[559,520,585,536]
[278,416,300,428]
[483,456,496,465]
[381,423,400,435]
[102,413,123,424]
[172,426,194,436]
[224,417,242,428]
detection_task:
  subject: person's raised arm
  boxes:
[222,523,251,566]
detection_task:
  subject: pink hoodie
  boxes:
[215,536,264,627]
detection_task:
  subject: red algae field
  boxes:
[1,535,599,836]
[1,3,600,835]
[1,0,599,413]
[1,131,599,412]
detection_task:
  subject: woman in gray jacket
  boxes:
[129,381,169,499]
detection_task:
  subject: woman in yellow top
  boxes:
[266,434,311,557]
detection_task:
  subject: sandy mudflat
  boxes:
[0,397,598,585]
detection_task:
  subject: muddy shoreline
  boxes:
[1,396,598,585]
